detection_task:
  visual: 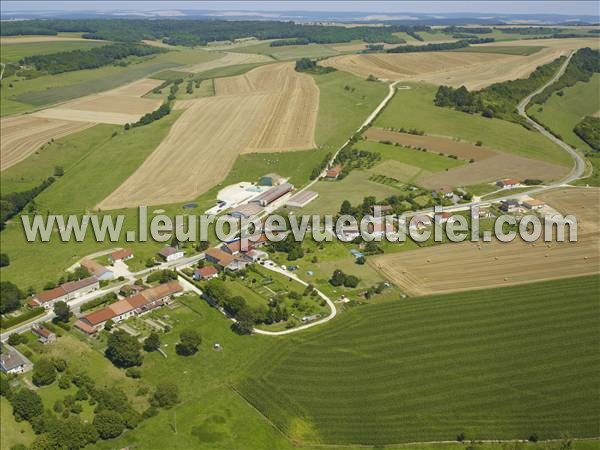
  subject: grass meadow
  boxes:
[376,84,572,166]
[0,40,107,63]
[529,74,600,151]
[0,47,219,115]
[237,275,600,446]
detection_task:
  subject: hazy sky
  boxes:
[2,1,599,16]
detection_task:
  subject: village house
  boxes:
[205,247,249,271]
[370,205,393,216]
[29,276,100,309]
[496,178,521,189]
[108,248,134,264]
[408,214,433,231]
[80,259,114,281]
[523,198,546,210]
[244,249,269,262]
[75,281,183,334]
[337,224,361,241]
[434,211,455,224]
[368,221,397,238]
[32,323,57,344]
[193,266,219,281]
[158,246,184,262]
[500,199,520,213]
[0,344,33,374]
[119,284,146,297]
[250,183,294,207]
[325,165,342,180]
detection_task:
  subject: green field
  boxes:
[376,83,572,166]
[231,42,340,60]
[237,275,600,446]
[450,45,544,55]
[529,74,600,151]
[1,47,219,115]
[0,40,107,63]
[355,140,466,171]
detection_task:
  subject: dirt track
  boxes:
[97,62,319,209]
[372,188,599,296]
[322,38,599,89]
[1,116,93,171]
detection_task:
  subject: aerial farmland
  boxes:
[0,3,599,450]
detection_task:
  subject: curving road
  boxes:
[517,51,585,184]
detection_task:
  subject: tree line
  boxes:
[531,48,600,106]
[434,56,566,123]
[1,18,429,46]
[1,176,55,230]
[21,43,165,75]
[386,38,494,54]
[574,116,600,151]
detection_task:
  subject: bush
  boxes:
[175,329,201,356]
[93,410,125,439]
[58,375,70,390]
[154,382,179,408]
[10,389,43,420]
[32,358,57,387]
[125,367,142,379]
[7,333,27,345]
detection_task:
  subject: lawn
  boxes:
[376,83,572,166]
[355,140,466,171]
[1,397,35,449]
[528,74,600,151]
[237,275,600,446]
[299,170,401,216]
[231,41,340,60]
[0,40,107,63]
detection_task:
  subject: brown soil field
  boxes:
[31,78,162,125]
[97,62,318,209]
[1,116,93,171]
[181,51,272,73]
[417,152,568,191]
[365,128,495,161]
[321,38,599,89]
[371,188,599,296]
[363,127,567,190]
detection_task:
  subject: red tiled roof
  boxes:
[141,281,182,302]
[205,248,235,266]
[74,320,96,335]
[80,260,110,277]
[83,307,116,326]
[326,165,342,177]
[34,286,67,304]
[194,266,218,278]
[108,299,135,316]
[110,248,133,261]
[62,276,98,294]
[159,246,179,257]
[125,294,148,309]
[32,325,53,339]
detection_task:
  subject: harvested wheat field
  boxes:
[322,38,598,89]
[31,78,163,125]
[372,188,600,296]
[1,116,93,171]
[365,128,495,161]
[182,51,272,73]
[98,62,319,209]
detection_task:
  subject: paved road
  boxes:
[516,51,585,184]
[252,262,337,336]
